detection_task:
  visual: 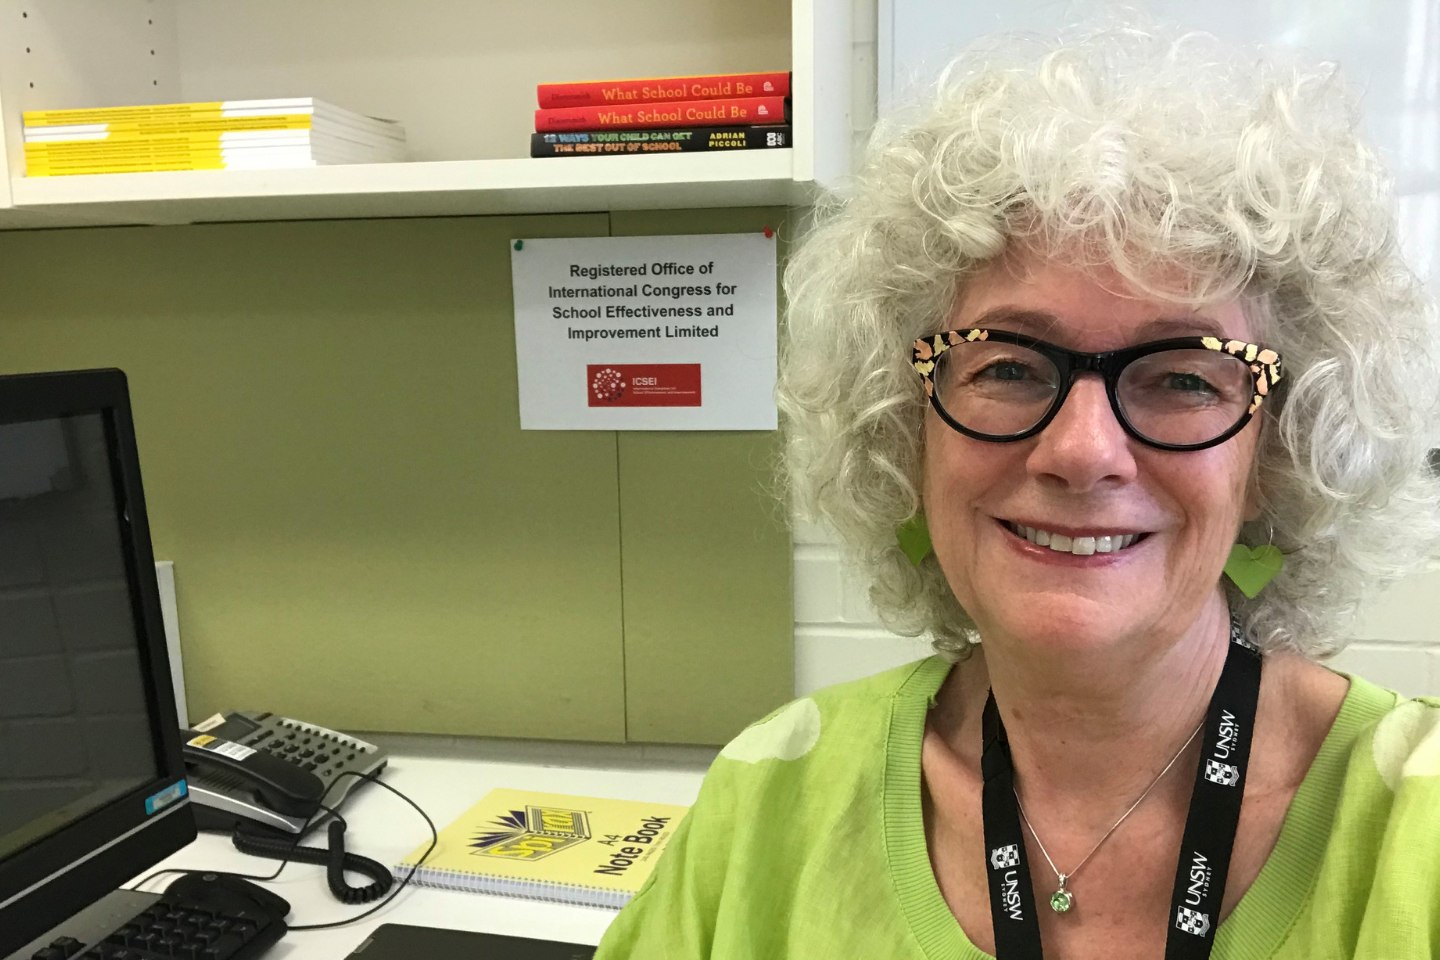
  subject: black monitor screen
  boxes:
[0,412,163,863]
[0,371,193,957]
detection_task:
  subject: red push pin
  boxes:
[762,226,774,238]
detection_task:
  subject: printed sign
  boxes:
[511,233,777,429]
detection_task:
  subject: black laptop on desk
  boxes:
[346,924,595,960]
[0,370,285,960]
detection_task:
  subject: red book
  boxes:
[534,96,788,133]
[537,71,790,109]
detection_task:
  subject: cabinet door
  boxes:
[611,208,795,745]
[0,214,629,741]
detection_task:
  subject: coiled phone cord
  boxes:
[128,770,438,932]
[230,815,393,904]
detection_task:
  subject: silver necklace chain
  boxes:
[1013,718,1205,906]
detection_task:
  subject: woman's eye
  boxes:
[979,361,1036,382]
[1164,372,1216,394]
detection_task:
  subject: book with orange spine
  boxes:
[536,71,790,109]
[534,96,788,133]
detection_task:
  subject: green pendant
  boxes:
[1050,875,1074,913]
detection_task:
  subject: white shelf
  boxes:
[0,0,869,229]
[3,152,811,227]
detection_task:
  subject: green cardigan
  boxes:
[595,657,1440,959]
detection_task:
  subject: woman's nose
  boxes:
[1025,375,1139,491]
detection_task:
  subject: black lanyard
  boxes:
[980,624,1262,960]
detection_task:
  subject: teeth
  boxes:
[1010,523,1141,555]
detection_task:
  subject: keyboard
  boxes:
[26,878,288,960]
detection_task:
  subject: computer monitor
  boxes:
[0,369,196,956]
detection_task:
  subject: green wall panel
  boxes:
[0,215,629,741]
[0,207,795,746]
[611,208,794,745]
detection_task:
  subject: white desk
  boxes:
[132,747,712,957]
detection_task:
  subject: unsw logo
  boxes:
[989,844,1020,870]
[1175,906,1212,936]
[1204,759,1240,786]
[989,846,1025,922]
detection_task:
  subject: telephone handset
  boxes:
[182,731,324,817]
[182,710,389,834]
[182,710,396,905]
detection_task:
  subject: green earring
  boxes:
[896,513,933,566]
[1223,542,1284,599]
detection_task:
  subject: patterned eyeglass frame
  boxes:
[910,329,1284,452]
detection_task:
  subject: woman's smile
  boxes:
[999,518,1151,554]
[996,521,1152,567]
[995,517,1153,566]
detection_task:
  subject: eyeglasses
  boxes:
[910,329,1283,451]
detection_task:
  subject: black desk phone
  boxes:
[182,711,397,905]
[182,710,389,834]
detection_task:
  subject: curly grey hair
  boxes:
[777,25,1440,660]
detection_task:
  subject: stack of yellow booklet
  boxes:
[22,97,407,176]
[394,788,689,909]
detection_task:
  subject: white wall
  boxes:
[792,516,933,695]
[1334,568,1440,695]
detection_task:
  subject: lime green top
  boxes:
[595,657,1440,959]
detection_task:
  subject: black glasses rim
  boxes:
[915,330,1274,452]
[927,389,1257,452]
[914,329,1279,369]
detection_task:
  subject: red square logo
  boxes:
[587,363,702,407]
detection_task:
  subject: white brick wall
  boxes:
[792,523,1440,699]
[792,517,933,695]
[1338,566,1440,696]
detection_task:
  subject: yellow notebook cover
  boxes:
[393,788,689,909]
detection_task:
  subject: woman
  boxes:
[595,25,1440,959]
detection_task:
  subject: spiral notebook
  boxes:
[393,788,689,909]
